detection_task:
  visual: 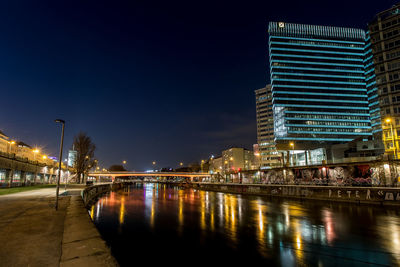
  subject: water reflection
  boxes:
[91,183,400,266]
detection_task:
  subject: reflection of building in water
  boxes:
[322,209,336,245]
[379,216,400,265]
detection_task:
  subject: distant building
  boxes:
[15,141,32,159]
[209,156,223,174]
[68,150,77,167]
[255,85,281,168]
[221,147,255,174]
[368,3,400,159]
[0,130,9,153]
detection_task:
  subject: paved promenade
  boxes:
[0,186,118,267]
[0,188,69,266]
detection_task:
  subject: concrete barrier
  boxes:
[81,183,126,208]
[193,182,400,205]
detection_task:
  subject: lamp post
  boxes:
[152,161,156,171]
[55,119,65,211]
[386,118,397,159]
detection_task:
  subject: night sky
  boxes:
[0,0,396,170]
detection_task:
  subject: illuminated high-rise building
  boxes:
[268,22,372,165]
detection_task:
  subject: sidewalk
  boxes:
[0,186,118,267]
[0,188,69,267]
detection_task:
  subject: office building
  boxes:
[368,3,400,158]
[268,22,371,164]
[255,85,281,168]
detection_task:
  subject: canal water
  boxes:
[90,183,400,266]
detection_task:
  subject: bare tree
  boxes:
[73,132,96,183]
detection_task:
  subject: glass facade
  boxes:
[268,22,371,150]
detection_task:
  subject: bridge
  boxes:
[88,171,211,181]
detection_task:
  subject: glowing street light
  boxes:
[7,140,15,154]
[179,162,183,166]
[33,149,39,161]
[42,155,47,160]
[122,160,127,164]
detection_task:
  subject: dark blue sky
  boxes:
[0,0,396,170]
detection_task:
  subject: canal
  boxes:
[89,183,400,266]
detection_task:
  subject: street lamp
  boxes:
[8,140,15,154]
[33,149,39,161]
[386,118,397,159]
[54,119,65,211]
[179,162,183,166]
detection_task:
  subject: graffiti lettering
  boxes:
[385,193,394,201]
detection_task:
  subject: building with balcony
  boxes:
[368,3,400,159]
[255,85,281,168]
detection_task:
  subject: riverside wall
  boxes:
[81,182,127,208]
[192,182,400,205]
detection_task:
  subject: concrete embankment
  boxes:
[60,195,118,267]
[81,182,126,207]
[60,183,131,266]
[192,182,400,205]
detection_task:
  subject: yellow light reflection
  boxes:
[150,199,155,228]
[119,195,125,225]
[291,219,304,264]
[210,206,215,232]
[200,191,206,230]
[223,194,238,244]
[90,205,95,220]
[255,200,268,257]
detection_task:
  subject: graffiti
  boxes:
[385,192,400,201]
[271,189,279,194]
[247,186,260,193]
[282,187,313,197]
